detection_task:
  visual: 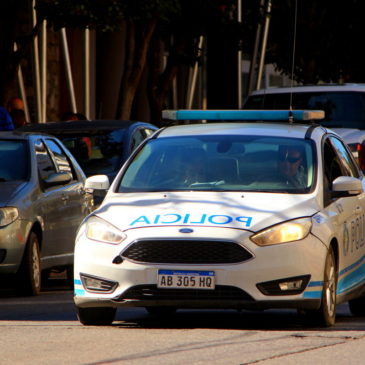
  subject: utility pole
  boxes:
[237,0,242,108]
[247,0,265,96]
[256,0,272,90]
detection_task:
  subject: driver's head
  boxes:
[278,146,303,178]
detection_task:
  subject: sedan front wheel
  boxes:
[16,232,41,296]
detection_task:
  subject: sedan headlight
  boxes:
[250,218,312,246]
[85,216,126,244]
[0,207,19,227]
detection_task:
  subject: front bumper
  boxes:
[74,226,327,311]
[0,219,29,274]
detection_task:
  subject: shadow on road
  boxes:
[1,278,365,331]
[112,305,362,331]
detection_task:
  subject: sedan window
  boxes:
[0,140,29,181]
[45,138,74,177]
[61,130,125,176]
[35,139,57,181]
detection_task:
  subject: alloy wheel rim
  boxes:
[325,262,336,317]
[32,243,41,290]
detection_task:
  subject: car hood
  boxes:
[95,192,320,233]
[330,128,365,145]
[0,181,27,206]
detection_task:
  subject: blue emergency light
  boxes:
[162,109,325,121]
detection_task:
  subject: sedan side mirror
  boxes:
[332,176,363,196]
[44,171,72,187]
[85,175,110,191]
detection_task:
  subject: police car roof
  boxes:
[159,109,325,139]
[158,121,320,139]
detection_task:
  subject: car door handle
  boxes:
[78,187,86,195]
[61,194,69,202]
[354,206,363,216]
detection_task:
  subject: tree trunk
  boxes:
[147,34,187,125]
[115,18,157,120]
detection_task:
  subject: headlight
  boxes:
[250,218,312,246]
[0,207,19,227]
[85,216,126,244]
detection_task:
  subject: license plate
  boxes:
[157,270,215,289]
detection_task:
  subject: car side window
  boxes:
[44,138,75,179]
[144,128,155,137]
[131,129,146,151]
[35,139,57,181]
[329,136,360,178]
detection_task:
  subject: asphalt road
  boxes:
[1,277,365,365]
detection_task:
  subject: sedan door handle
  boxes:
[61,194,69,202]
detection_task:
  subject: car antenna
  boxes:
[288,0,298,124]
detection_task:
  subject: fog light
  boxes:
[257,275,310,296]
[80,273,118,293]
[279,280,303,291]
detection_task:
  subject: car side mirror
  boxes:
[332,176,363,196]
[84,175,110,208]
[85,175,110,191]
[44,171,72,187]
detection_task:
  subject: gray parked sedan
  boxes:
[0,131,92,295]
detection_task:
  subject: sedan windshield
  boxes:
[0,140,29,181]
[118,135,315,193]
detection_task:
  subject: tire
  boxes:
[349,296,365,316]
[77,307,116,326]
[146,307,177,316]
[16,232,41,296]
[301,246,337,327]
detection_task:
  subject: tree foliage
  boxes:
[267,0,365,84]
[4,1,365,120]
[36,0,240,122]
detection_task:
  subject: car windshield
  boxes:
[244,91,365,129]
[0,140,29,182]
[117,135,315,193]
[60,129,125,176]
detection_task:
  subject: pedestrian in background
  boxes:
[0,106,14,131]
[6,97,25,112]
[6,96,27,128]
[10,109,27,128]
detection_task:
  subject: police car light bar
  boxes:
[162,109,325,121]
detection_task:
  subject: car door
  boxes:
[35,137,85,267]
[43,138,88,259]
[34,137,66,264]
[322,136,365,297]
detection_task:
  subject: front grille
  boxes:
[121,239,253,264]
[116,284,253,301]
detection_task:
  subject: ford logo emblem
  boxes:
[179,228,194,233]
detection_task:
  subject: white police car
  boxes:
[74,110,365,327]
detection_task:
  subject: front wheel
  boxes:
[300,246,337,327]
[16,232,41,296]
[77,307,116,326]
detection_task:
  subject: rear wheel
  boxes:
[77,307,116,325]
[300,246,337,327]
[16,232,41,296]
